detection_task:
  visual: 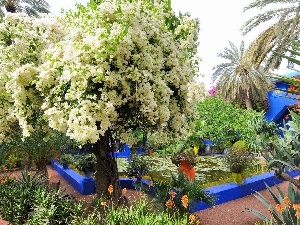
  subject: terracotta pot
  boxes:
[178,160,195,181]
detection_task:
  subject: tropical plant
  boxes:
[0,128,74,172]
[76,153,97,174]
[246,182,300,225]
[0,169,82,224]
[242,0,300,70]
[0,0,200,203]
[212,41,273,109]
[0,0,50,17]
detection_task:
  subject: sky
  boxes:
[49,0,292,89]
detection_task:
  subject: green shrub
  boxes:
[127,156,151,179]
[0,168,81,225]
[0,169,48,224]
[76,153,97,173]
[59,154,75,167]
[229,140,248,154]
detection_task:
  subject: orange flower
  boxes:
[296,211,300,220]
[165,199,174,208]
[108,184,113,194]
[0,178,7,184]
[189,214,196,222]
[181,195,189,208]
[293,204,300,211]
[283,197,291,207]
[122,188,127,194]
[276,204,285,213]
[169,190,176,199]
[28,171,33,176]
[101,201,107,206]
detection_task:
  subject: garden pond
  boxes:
[116,155,268,187]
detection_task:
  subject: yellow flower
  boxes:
[276,204,285,213]
[283,197,291,207]
[165,199,174,208]
[108,184,113,194]
[28,171,33,176]
[100,201,107,206]
[181,195,189,208]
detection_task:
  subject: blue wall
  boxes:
[265,81,298,123]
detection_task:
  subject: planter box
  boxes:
[51,159,154,195]
[51,159,96,195]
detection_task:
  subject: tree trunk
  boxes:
[92,128,124,205]
[274,170,300,189]
[245,96,253,110]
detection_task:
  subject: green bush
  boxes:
[230,140,248,154]
[76,153,97,173]
[127,156,152,179]
[59,154,75,167]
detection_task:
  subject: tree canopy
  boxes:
[0,0,201,201]
[212,41,272,110]
[242,0,300,70]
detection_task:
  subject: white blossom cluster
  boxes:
[0,0,201,145]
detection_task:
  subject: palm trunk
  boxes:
[245,96,253,110]
[92,127,124,205]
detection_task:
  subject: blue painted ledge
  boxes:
[190,170,300,213]
[51,159,300,213]
[51,159,154,195]
[51,159,96,195]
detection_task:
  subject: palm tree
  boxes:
[241,0,300,70]
[212,41,273,110]
[0,0,50,17]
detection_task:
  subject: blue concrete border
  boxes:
[51,159,96,195]
[189,170,300,212]
[51,159,300,213]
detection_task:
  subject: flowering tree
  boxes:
[0,0,200,203]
